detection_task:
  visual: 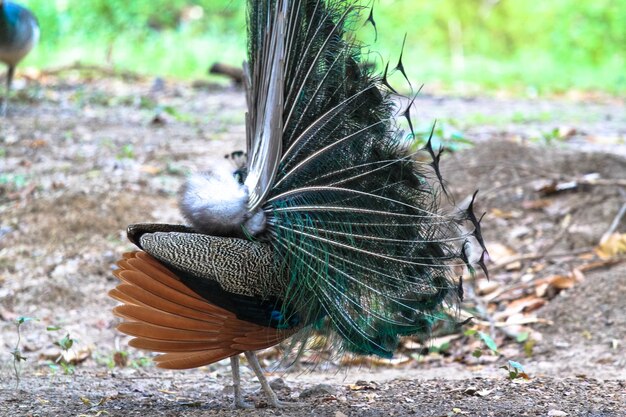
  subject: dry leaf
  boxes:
[535,282,550,297]
[571,268,585,283]
[511,376,532,384]
[428,334,462,349]
[579,258,624,272]
[113,351,129,367]
[484,243,517,263]
[64,347,92,365]
[585,135,623,145]
[505,261,522,271]
[477,279,500,296]
[522,199,552,210]
[367,356,412,366]
[558,126,577,138]
[500,296,546,317]
[534,269,586,298]
[401,340,423,350]
[490,208,518,219]
[348,381,379,391]
[140,165,162,175]
[595,233,626,259]
[547,275,576,290]
[578,252,595,261]
[339,353,409,367]
[28,139,48,149]
[40,346,92,365]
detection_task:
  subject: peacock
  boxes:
[109,0,486,409]
[0,0,38,116]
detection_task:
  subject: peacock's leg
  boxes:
[230,355,253,409]
[244,350,300,408]
[2,65,15,116]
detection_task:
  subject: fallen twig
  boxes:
[473,317,553,328]
[489,247,593,274]
[209,63,244,84]
[538,174,626,196]
[600,202,626,243]
[581,178,626,187]
[578,256,625,272]
[41,62,145,81]
[490,255,624,304]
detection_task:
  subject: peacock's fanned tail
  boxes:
[243,1,484,358]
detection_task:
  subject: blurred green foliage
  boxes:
[19,0,626,94]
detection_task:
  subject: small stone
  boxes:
[0,226,13,239]
[299,384,336,399]
[50,259,80,278]
[548,410,567,417]
[476,389,492,397]
[510,225,531,239]
[270,377,290,393]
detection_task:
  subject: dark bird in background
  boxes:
[110,0,486,409]
[0,0,39,116]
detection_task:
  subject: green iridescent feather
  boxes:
[243,0,485,357]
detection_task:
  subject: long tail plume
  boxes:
[250,1,484,357]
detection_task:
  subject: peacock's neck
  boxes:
[0,3,16,34]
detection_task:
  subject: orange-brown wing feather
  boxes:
[110,283,222,322]
[110,251,294,369]
[120,256,205,301]
[128,338,227,353]
[115,270,229,316]
[113,305,229,332]
[152,350,239,370]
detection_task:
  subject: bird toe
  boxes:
[233,398,255,409]
[268,399,303,408]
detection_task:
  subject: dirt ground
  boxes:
[1,75,625,416]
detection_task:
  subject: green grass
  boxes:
[17,0,626,95]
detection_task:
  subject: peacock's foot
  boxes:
[230,355,254,409]
[265,398,303,408]
[243,351,304,408]
[233,397,255,409]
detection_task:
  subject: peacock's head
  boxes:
[178,167,266,238]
